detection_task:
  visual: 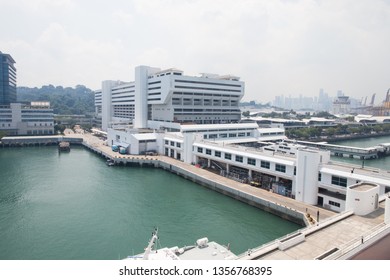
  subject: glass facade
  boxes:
[0,52,17,105]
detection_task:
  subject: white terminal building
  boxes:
[95,65,390,214]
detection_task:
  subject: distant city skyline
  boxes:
[1,0,389,102]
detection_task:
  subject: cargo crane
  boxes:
[370,93,376,106]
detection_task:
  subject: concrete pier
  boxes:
[285,139,390,159]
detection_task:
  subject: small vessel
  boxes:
[125,228,237,260]
[106,159,115,166]
[58,141,70,152]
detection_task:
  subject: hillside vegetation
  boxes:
[17,84,95,115]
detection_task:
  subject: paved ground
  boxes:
[259,203,385,260]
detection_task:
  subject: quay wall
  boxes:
[156,160,305,226]
[0,136,83,146]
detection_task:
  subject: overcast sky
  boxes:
[1,0,389,103]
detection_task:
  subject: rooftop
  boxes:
[350,183,378,192]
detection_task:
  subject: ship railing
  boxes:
[320,222,390,260]
[236,210,354,260]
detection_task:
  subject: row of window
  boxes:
[319,174,349,188]
[196,147,286,173]
[204,132,250,139]
[112,85,134,92]
[165,140,181,148]
[329,200,341,207]
[331,176,348,187]
[173,92,239,97]
[174,85,242,93]
[174,79,242,88]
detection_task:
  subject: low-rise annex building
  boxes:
[0,102,54,135]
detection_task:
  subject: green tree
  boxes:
[242,111,250,117]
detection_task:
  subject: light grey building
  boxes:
[95,66,244,131]
[0,102,54,135]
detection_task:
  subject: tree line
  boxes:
[17,84,95,115]
[286,123,390,140]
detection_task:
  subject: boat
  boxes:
[106,159,115,166]
[58,141,70,152]
[125,228,237,260]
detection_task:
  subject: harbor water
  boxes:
[330,134,390,170]
[0,146,301,260]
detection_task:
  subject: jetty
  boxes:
[0,135,83,147]
[285,139,390,159]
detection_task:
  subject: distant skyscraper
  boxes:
[0,51,17,105]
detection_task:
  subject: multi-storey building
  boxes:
[0,51,17,105]
[95,66,244,131]
[0,52,54,136]
[0,102,54,135]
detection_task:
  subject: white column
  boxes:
[385,197,390,224]
[101,80,116,131]
[134,66,149,129]
[296,150,320,205]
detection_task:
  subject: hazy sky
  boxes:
[1,0,389,102]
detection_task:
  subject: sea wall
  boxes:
[157,160,306,226]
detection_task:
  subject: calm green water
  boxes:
[0,146,301,260]
[330,135,390,170]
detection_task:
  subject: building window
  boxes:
[318,173,322,182]
[165,140,169,145]
[329,200,341,207]
[247,158,256,166]
[261,161,270,169]
[275,164,286,173]
[215,151,221,157]
[238,132,245,137]
[235,155,243,163]
[197,147,203,153]
[331,176,347,187]
[165,148,169,156]
[225,153,232,160]
[176,143,181,148]
[229,133,237,137]
[220,133,227,138]
[294,167,296,175]
[206,149,211,155]
[170,141,175,146]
